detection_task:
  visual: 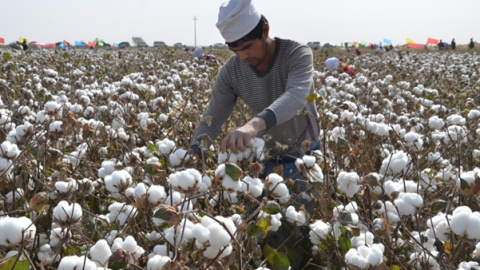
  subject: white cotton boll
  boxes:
[148,185,167,204]
[98,160,116,178]
[107,202,137,226]
[157,138,176,155]
[468,109,480,119]
[193,223,210,244]
[5,188,24,203]
[270,182,289,198]
[380,150,409,175]
[169,149,190,167]
[266,173,283,191]
[351,231,374,248]
[203,244,233,259]
[168,168,202,193]
[208,223,231,249]
[428,115,445,130]
[366,244,385,266]
[218,151,228,163]
[104,169,133,195]
[243,176,264,197]
[0,216,36,246]
[309,219,331,244]
[134,183,148,199]
[165,191,183,206]
[345,248,368,269]
[0,141,20,159]
[90,239,112,266]
[50,227,71,247]
[53,201,82,224]
[458,261,480,269]
[302,155,316,167]
[473,242,480,258]
[147,255,172,270]
[49,121,63,132]
[450,209,471,237]
[286,205,306,226]
[446,114,466,126]
[122,235,138,254]
[466,212,480,240]
[58,256,97,270]
[337,171,360,198]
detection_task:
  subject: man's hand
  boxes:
[221,117,266,154]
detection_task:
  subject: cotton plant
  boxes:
[218,137,265,163]
[163,218,195,248]
[333,202,360,227]
[295,154,324,183]
[0,216,36,247]
[156,138,176,155]
[147,255,172,270]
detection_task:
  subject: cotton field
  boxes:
[1,46,480,269]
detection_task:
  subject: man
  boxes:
[325,57,356,78]
[190,0,320,179]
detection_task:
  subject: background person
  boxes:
[190,0,320,182]
[325,57,356,78]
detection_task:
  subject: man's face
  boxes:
[228,37,268,67]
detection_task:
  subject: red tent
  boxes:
[0,37,4,44]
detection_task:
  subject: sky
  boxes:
[1,0,479,47]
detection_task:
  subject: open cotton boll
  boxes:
[168,168,202,193]
[5,188,24,203]
[89,239,112,266]
[242,176,264,197]
[0,141,20,159]
[203,244,233,259]
[451,208,480,240]
[156,138,176,155]
[207,223,232,250]
[147,255,172,270]
[107,202,137,226]
[309,219,331,244]
[58,256,96,270]
[345,248,368,269]
[337,171,360,198]
[428,116,445,130]
[0,216,36,246]
[394,192,423,215]
[53,201,82,224]
[285,205,306,226]
[193,223,210,245]
[351,231,374,248]
[458,261,480,269]
[380,150,410,175]
[55,178,78,194]
[169,148,190,167]
[104,169,133,197]
[473,242,480,258]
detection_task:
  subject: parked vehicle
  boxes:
[173,42,185,48]
[119,42,130,48]
[212,42,227,49]
[153,41,167,47]
[307,41,321,50]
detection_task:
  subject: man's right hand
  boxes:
[220,117,266,154]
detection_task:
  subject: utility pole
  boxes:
[193,16,197,47]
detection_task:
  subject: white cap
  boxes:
[325,57,340,71]
[216,0,261,43]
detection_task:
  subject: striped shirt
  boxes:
[192,38,320,158]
